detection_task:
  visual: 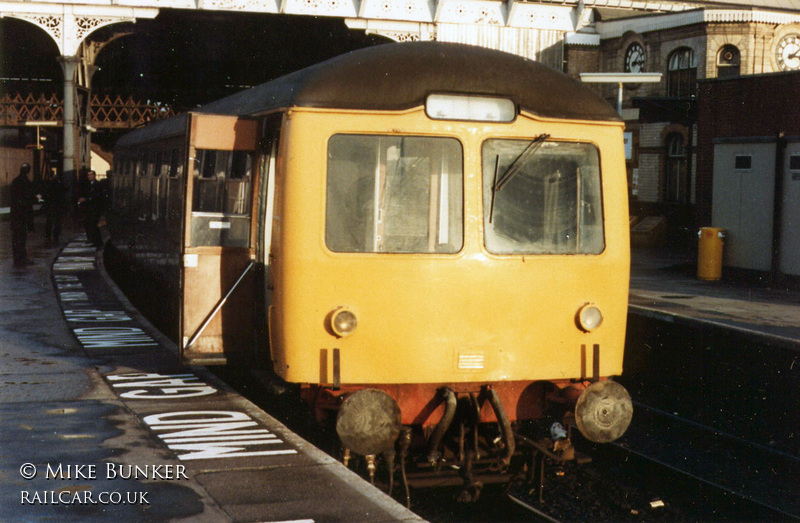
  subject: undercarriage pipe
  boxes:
[469,393,481,460]
[398,427,412,508]
[485,387,515,465]
[427,388,457,464]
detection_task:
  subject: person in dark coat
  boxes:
[43,171,67,246]
[78,170,107,249]
[9,163,38,267]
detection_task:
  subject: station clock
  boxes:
[776,33,800,71]
[624,42,646,73]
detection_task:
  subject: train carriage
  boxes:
[109,41,632,493]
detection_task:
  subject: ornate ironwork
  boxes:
[0,92,176,129]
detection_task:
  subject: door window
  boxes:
[190,149,253,247]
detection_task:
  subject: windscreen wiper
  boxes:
[490,133,549,223]
[494,133,549,193]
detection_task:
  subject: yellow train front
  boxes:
[265,43,632,464]
[109,42,632,490]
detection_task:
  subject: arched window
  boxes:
[717,45,740,78]
[665,133,687,203]
[667,48,697,97]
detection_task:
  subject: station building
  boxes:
[568,7,800,252]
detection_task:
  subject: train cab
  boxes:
[109,42,633,476]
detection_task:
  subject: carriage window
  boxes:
[153,151,164,177]
[192,149,252,214]
[326,134,463,253]
[145,153,156,177]
[168,148,181,178]
[482,139,604,255]
[125,159,135,210]
[190,148,253,247]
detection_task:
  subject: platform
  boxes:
[629,246,800,351]
[0,218,422,522]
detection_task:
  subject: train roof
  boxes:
[202,41,620,121]
[117,42,619,148]
[115,112,187,148]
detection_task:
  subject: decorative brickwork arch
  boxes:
[716,44,741,78]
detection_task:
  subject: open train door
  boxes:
[180,113,259,365]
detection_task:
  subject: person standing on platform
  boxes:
[43,171,67,246]
[78,170,107,249]
[9,163,39,267]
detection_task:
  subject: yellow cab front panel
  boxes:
[269,106,629,391]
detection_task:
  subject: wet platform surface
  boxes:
[0,219,421,522]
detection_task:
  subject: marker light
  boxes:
[426,94,516,122]
[329,307,358,338]
[577,304,603,332]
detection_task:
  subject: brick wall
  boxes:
[639,123,666,148]
[696,71,800,223]
[564,45,600,77]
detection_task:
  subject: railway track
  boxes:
[616,402,799,517]
[217,362,793,521]
[206,360,800,522]
[507,401,800,521]
[180,357,800,522]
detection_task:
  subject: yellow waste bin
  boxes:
[697,227,725,281]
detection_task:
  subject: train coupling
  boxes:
[516,422,577,464]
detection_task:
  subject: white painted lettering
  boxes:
[106,373,218,398]
[143,411,252,425]
[65,310,131,322]
[53,262,94,271]
[113,378,200,388]
[60,292,90,302]
[74,327,157,348]
[157,421,268,439]
[167,442,297,460]
[162,433,278,443]
[107,373,195,382]
[59,256,95,263]
[57,283,83,290]
[120,387,217,399]
[142,411,297,460]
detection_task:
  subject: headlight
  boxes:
[328,307,358,338]
[577,304,603,332]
